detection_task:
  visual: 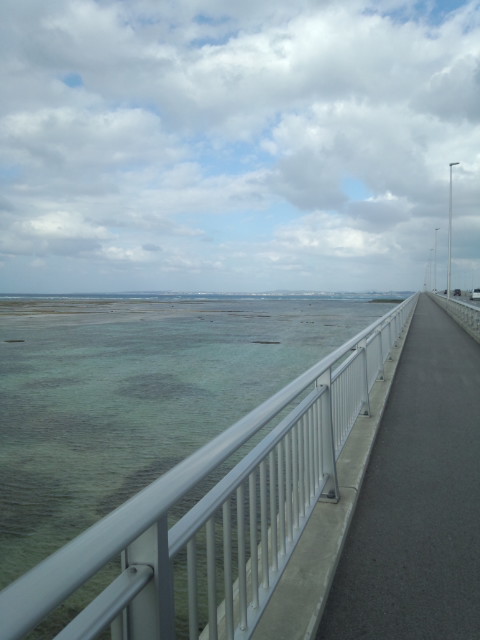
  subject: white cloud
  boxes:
[275,211,390,258]
[101,245,154,263]
[1,107,182,173]
[23,211,108,240]
[1,0,480,293]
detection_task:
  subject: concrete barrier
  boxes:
[429,293,480,344]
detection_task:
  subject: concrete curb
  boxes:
[252,311,415,640]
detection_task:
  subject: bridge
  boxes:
[254,292,480,639]
[1,292,479,639]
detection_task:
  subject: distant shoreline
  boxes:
[0,290,414,300]
[0,294,408,333]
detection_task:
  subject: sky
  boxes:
[1,0,479,294]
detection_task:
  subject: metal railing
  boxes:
[429,293,480,344]
[0,294,418,640]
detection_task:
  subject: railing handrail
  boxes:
[0,294,418,639]
[168,385,326,557]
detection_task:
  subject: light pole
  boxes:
[429,248,433,290]
[434,227,439,292]
[447,162,460,299]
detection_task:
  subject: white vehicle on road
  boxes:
[470,288,480,300]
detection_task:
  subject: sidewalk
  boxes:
[316,293,480,639]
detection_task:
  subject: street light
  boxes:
[434,227,440,292]
[428,248,434,290]
[447,162,460,299]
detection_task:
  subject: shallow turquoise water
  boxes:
[0,296,394,595]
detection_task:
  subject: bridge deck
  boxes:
[316,293,480,639]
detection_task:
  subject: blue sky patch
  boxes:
[191,13,236,47]
[194,13,230,26]
[0,165,22,183]
[342,176,373,201]
[62,73,84,88]
[365,0,468,25]
[193,139,275,177]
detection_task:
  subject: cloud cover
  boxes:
[1,0,479,293]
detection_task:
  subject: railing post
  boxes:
[386,320,394,360]
[376,329,385,381]
[316,369,340,503]
[358,338,370,416]
[121,516,176,639]
[393,312,400,347]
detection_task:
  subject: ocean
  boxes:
[0,292,405,635]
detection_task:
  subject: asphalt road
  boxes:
[316,293,480,640]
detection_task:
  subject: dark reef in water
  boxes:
[369,298,403,304]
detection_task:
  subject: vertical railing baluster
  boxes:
[277,441,286,556]
[269,450,278,571]
[292,426,299,529]
[249,471,259,609]
[304,412,310,504]
[206,518,217,639]
[223,501,234,640]
[334,377,340,449]
[308,408,314,499]
[260,461,269,589]
[298,417,306,517]
[187,538,198,640]
[236,484,247,630]
[313,397,320,489]
[285,433,293,541]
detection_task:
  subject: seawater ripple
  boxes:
[0,294,403,608]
